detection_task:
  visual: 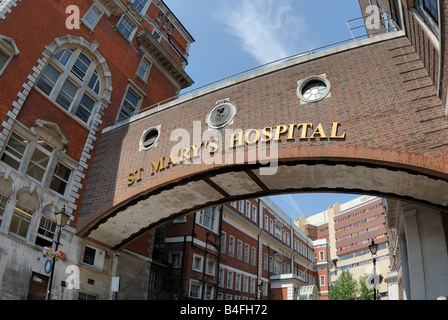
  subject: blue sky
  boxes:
[163,0,365,219]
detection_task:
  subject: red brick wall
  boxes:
[0,0,193,227]
[79,28,448,232]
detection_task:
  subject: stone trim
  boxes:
[0,35,113,217]
[0,0,20,21]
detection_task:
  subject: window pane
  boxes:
[26,146,52,182]
[54,49,73,66]
[137,58,150,79]
[118,90,140,120]
[83,246,96,265]
[9,204,33,238]
[35,216,56,247]
[132,0,148,12]
[49,162,72,195]
[1,133,27,170]
[0,49,9,70]
[117,16,135,38]
[56,79,78,110]
[36,64,61,95]
[75,94,95,123]
[71,53,91,80]
[84,6,102,27]
[87,70,100,94]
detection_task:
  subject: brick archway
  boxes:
[76,33,448,249]
[77,144,448,249]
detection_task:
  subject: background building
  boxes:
[298,196,390,299]
[143,198,322,300]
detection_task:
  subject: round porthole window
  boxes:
[140,127,160,151]
[297,75,331,104]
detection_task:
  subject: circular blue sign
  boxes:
[44,259,53,274]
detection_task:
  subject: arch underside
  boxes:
[81,160,448,250]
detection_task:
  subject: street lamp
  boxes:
[258,281,265,300]
[368,239,378,300]
[46,206,70,300]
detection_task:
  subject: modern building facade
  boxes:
[298,196,390,299]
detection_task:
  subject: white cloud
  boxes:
[286,194,305,217]
[217,0,308,64]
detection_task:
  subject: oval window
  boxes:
[140,127,160,150]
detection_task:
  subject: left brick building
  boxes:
[0,0,194,299]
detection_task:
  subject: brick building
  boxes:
[299,195,389,299]
[143,198,320,300]
[0,0,194,299]
[0,0,447,301]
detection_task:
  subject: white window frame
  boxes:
[81,3,105,31]
[0,35,19,76]
[251,247,256,266]
[228,236,235,257]
[235,274,241,291]
[252,204,257,223]
[196,207,218,232]
[243,276,249,292]
[35,48,102,127]
[237,240,243,260]
[116,14,138,41]
[239,200,244,214]
[82,245,105,270]
[130,0,150,15]
[244,243,250,263]
[168,251,182,268]
[135,55,152,84]
[227,271,234,289]
[205,259,216,276]
[220,231,226,254]
[1,125,75,197]
[188,280,202,299]
[116,81,145,121]
[0,193,8,229]
[192,254,203,272]
[8,203,34,241]
[414,0,439,38]
[320,275,326,287]
[319,250,325,261]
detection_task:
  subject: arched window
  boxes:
[36,47,102,126]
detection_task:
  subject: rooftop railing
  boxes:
[111,11,400,127]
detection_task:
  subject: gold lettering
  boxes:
[208,138,219,153]
[178,147,191,162]
[287,124,296,140]
[310,123,327,139]
[135,167,144,182]
[151,157,165,175]
[128,167,144,186]
[261,127,273,142]
[330,122,346,139]
[297,123,313,139]
[230,132,244,148]
[274,125,288,141]
[191,143,203,158]
[165,154,178,169]
[127,172,135,186]
[245,129,260,145]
